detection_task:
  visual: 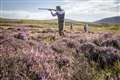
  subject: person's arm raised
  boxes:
[50,10,57,16]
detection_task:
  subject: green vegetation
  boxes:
[0,18,120,33]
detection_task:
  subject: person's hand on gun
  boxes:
[48,9,56,12]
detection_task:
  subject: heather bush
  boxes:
[0,33,86,80]
[0,34,49,80]
[50,39,67,53]
[100,32,113,39]
[79,42,97,53]
[92,39,102,46]
[69,51,97,80]
[34,33,56,45]
[92,33,120,50]
[0,29,120,80]
[50,38,80,53]
[50,39,99,80]
[0,52,45,80]
[80,42,120,69]
[0,42,38,79]
[101,38,120,50]
[41,28,55,33]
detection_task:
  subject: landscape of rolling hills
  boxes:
[0,16,120,80]
[95,16,120,24]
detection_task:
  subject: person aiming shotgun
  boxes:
[38,6,65,36]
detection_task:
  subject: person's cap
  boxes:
[56,6,61,10]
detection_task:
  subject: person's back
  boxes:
[56,10,65,21]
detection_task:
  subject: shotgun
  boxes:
[38,8,56,11]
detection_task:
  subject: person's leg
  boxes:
[84,26,87,32]
[58,21,64,36]
[84,26,86,32]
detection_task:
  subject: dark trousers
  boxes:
[58,20,64,36]
[84,27,88,32]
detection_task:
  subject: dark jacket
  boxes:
[51,10,65,22]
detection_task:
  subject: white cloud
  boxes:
[62,0,119,21]
[0,10,56,20]
[0,0,119,22]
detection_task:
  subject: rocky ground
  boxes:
[0,25,120,80]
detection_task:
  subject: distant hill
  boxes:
[95,16,120,24]
[0,18,20,23]
[0,17,78,23]
[0,17,100,26]
[0,17,82,26]
[65,19,79,23]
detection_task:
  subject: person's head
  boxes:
[56,6,62,11]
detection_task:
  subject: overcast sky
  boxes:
[0,0,120,22]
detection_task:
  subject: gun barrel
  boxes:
[38,8,56,11]
[38,8,49,10]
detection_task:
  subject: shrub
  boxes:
[101,38,120,50]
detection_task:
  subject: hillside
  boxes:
[95,16,120,24]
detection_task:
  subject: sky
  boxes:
[0,0,120,22]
